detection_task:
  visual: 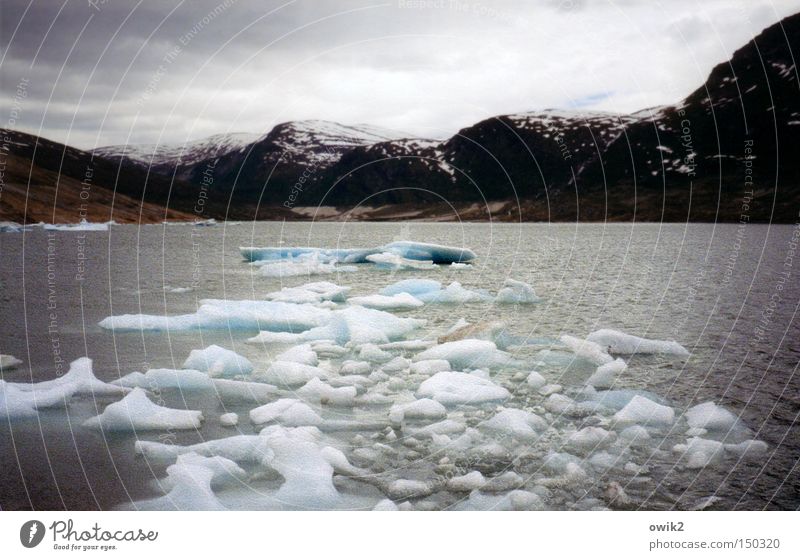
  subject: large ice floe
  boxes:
[1,358,130,419]
[83,388,203,431]
[83,244,769,510]
[240,241,477,265]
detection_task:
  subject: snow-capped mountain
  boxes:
[96,132,261,169]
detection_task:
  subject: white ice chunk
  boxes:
[414,339,516,370]
[10,357,130,396]
[255,361,330,386]
[416,371,510,406]
[296,378,357,406]
[410,359,451,375]
[265,281,349,304]
[480,408,547,439]
[495,279,540,303]
[249,398,324,426]
[182,345,254,378]
[259,254,357,278]
[388,398,447,424]
[614,395,674,426]
[366,252,437,271]
[100,300,329,332]
[447,471,486,492]
[274,344,319,366]
[113,368,214,391]
[348,292,425,310]
[560,335,614,365]
[526,371,546,390]
[587,329,689,356]
[219,413,239,427]
[382,241,476,263]
[685,402,739,431]
[0,354,23,370]
[673,437,725,468]
[564,427,615,454]
[83,388,203,431]
[0,380,74,418]
[381,279,441,297]
[212,379,276,402]
[415,282,491,304]
[724,439,768,459]
[586,358,627,389]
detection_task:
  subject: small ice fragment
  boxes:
[526,371,546,390]
[219,412,239,427]
[0,354,23,370]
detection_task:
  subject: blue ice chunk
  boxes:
[380,279,442,297]
[381,241,476,263]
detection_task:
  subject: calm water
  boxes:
[1,221,798,510]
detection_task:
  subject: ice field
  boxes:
[0,222,797,510]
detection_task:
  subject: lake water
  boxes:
[1,221,798,510]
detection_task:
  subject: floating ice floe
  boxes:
[366,252,437,270]
[182,345,254,378]
[613,395,674,426]
[389,398,447,424]
[241,241,476,264]
[494,279,540,304]
[296,378,357,406]
[0,380,74,418]
[587,329,689,356]
[131,456,230,510]
[0,354,23,370]
[83,388,203,431]
[114,368,215,391]
[560,335,614,366]
[259,254,358,278]
[348,292,425,310]
[480,408,547,439]
[248,306,424,346]
[219,413,239,427]
[274,343,319,366]
[381,279,442,297]
[416,371,510,406]
[265,281,349,304]
[99,299,330,332]
[9,357,130,397]
[43,219,113,231]
[249,398,324,426]
[673,437,725,469]
[684,401,739,432]
[414,339,518,370]
[254,361,330,386]
[585,358,627,389]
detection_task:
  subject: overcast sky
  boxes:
[2,0,798,149]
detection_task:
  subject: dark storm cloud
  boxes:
[1,0,797,149]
